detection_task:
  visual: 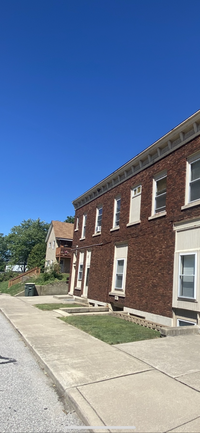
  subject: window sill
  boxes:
[109,291,125,298]
[79,237,85,241]
[75,287,81,291]
[148,211,166,221]
[92,232,101,237]
[126,220,141,227]
[110,227,120,232]
[74,229,78,232]
[177,297,197,302]
[181,199,200,211]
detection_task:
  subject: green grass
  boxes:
[60,314,160,345]
[0,280,24,296]
[35,303,85,310]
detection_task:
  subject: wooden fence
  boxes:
[8,267,40,288]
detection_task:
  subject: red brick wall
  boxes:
[71,136,200,318]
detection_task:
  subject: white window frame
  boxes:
[52,240,55,249]
[185,154,200,206]
[178,253,197,300]
[95,206,103,234]
[177,319,195,327]
[110,244,128,295]
[152,172,167,215]
[113,197,121,228]
[128,185,142,225]
[115,258,126,291]
[75,216,79,231]
[81,214,87,239]
[78,252,84,282]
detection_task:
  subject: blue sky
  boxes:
[1,0,200,235]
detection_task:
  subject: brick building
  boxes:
[69,110,200,327]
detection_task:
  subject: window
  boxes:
[48,242,51,248]
[154,175,167,214]
[111,244,128,294]
[81,215,87,239]
[95,207,103,233]
[78,263,83,280]
[52,241,55,249]
[177,319,195,326]
[77,252,84,286]
[189,158,200,202]
[129,185,142,224]
[115,259,125,289]
[179,254,196,299]
[75,217,79,231]
[113,197,121,228]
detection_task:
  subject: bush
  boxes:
[43,263,63,282]
[0,271,18,282]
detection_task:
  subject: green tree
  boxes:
[27,243,46,271]
[64,216,75,223]
[7,219,50,272]
[0,234,9,272]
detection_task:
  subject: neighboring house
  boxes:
[45,221,74,273]
[5,264,28,272]
[69,110,200,327]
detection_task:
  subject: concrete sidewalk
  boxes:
[1,294,200,432]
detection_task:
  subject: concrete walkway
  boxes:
[1,294,200,432]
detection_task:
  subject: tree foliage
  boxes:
[64,216,75,223]
[7,219,50,272]
[0,234,9,272]
[27,242,46,271]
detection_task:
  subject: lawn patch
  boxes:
[35,303,85,311]
[0,280,24,296]
[60,314,160,344]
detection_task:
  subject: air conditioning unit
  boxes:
[96,226,101,232]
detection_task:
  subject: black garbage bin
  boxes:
[25,283,35,296]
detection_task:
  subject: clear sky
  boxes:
[1,0,200,235]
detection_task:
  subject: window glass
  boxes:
[78,264,83,280]
[115,198,121,226]
[96,207,102,232]
[179,254,195,298]
[178,320,195,327]
[115,259,124,289]
[190,160,200,202]
[155,176,167,213]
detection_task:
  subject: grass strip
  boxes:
[35,303,85,310]
[60,314,160,344]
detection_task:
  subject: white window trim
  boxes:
[77,252,84,285]
[178,252,197,300]
[150,171,167,217]
[128,185,142,225]
[94,206,102,234]
[114,258,126,291]
[112,197,121,229]
[75,217,79,231]
[80,214,87,240]
[111,244,128,295]
[177,318,196,326]
[182,153,200,209]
